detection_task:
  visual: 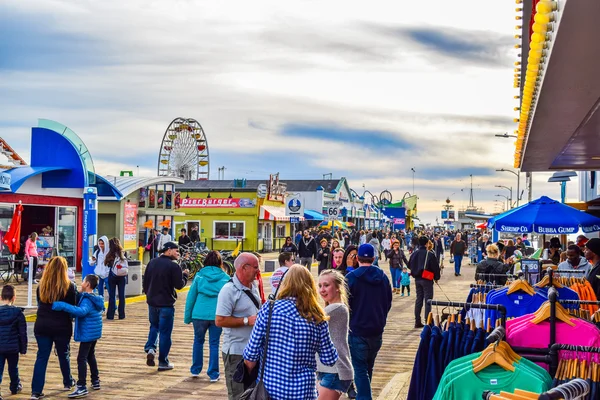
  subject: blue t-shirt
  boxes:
[484,287,547,326]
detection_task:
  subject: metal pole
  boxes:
[516,169,521,206]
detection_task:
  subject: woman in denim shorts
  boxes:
[317,270,354,398]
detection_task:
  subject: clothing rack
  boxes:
[549,343,600,378]
[482,379,590,400]
[427,300,507,327]
[559,299,600,306]
[470,283,504,289]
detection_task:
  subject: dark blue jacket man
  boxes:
[346,243,392,399]
[409,236,441,328]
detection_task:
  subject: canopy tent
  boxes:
[488,196,600,234]
[304,209,325,221]
[318,220,345,229]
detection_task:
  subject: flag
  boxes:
[3,203,23,254]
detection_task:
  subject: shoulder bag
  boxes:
[421,251,434,281]
[114,259,129,277]
[240,300,274,400]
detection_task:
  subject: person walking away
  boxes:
[298,230,317,270]
[178,228,192,248]
[449,233,467,276]
[317,270,354,399]
[381,234,391,261]
[346,244,393,399]
[475,244,509,284]
[52,275,104,398]
[388,240,409,294]
[215,253,261,400]
[148,229,160,259]
[400,267,411,297]
[280,236,298,260]
[31,257,77,400]
[270,252,293,293]
[584,239,600,300]
[368,236,381,266]
[433,233,445,269]
[184,250,229,381]
[157,227,172,252]
[409,236,441,328]
[24,232,39,281]
[143,241,189,371]
[106,238,128,320]
[318,238,331,274]
[0,285,27,398]
[242,265,338,399]
[331,248,345,270]
[90,236,109,299]
[558,244,593,278]
[504,239,517,260]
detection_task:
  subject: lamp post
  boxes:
[495,194,510,211]
[496,169,521,206]
[411,168,416,194]
[494,133,518,138]
[494,185,513,208]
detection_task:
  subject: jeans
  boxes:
[389,267,401,289]
[222,352,245,400]
[191,320,222,379]
[77,341,99,387]
[299,257,312,270]
[144,306,175,365]
[107,275,126,319]
[349,333,382,400]
[0,352,20,393]
[96,277,108,299]
[402,284,410,295]
[454,255,463,274]
[414,278,434,323]
[32,334,73,394]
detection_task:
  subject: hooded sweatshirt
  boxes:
[0,304,27,354]
[558,257,592,278]
[91,235,110,278]
[184,265,230,323]
[346,265,392,337]
[52,292,104,342]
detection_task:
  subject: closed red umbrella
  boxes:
[476,222,487,230]
[3,203,23,254]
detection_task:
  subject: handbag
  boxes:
[145,236,156,251]
[114,259,129,277]
[239,300,274,400]
[421,251,434,281]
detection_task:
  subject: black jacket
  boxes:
[434,238,444,261]
[0,305,27,354]
[475,258,509,284]
[298,237,317,258]
[190,230,200,243]
[388,249,409,269]
[280,243,298,255]
[143,255,188,307]
[408,246,441,281]
[480,240,492,256]
[317,246,331,271]
[178,235,192,248]
[588,262,600,301]
[34,283,77,337]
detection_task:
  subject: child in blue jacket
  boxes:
[400,266,411,296]
[53,275,104,398]
[0,285,27,399]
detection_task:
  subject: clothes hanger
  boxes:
[512,389,540,399]
[530,301,576,326]
[535,273,564,288]
[471,341,516,373]
[507,277,536,295]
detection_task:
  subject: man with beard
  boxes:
[298,230,318,270]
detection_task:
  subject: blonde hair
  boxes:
[426,240,434,251]
[486,244,499,257]
[38,257,71,304]
[507,239,515,247]
[277,265,329,324]
[30,232,38,240]
[331,239,341,249]
[319,269,348,306]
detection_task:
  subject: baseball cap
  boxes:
[159,241,179,253]
[358,243,375,258]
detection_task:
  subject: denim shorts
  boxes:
[317,372,352,393]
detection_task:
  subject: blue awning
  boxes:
[304,209,325,221]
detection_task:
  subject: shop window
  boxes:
[157,190,164,208]
[139,188,147,208]
[214,221,245,239]
[276,224,286,238]
[148,189,156,208]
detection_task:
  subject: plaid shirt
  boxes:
[243,298,338,399]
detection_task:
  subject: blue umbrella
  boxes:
[488,196,600,234]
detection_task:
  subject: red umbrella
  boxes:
[3,203,23,254]
[476,222,487,230]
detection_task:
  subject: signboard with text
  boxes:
[324,200,343,221]
[267,173,287,203]
[180,198,256,208]
[123,203,138,249]
[286,193,304,217]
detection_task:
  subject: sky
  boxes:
[0,0,577,224]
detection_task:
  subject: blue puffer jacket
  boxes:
[52,292,104,342]
[0,305,27,354]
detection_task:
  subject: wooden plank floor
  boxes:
[1,257,475,399]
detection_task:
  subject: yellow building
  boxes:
[175,178,302,252]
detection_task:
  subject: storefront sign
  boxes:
[180,198,256,208]
[82,187,98,278]
[123,203,138,249]
[0,173,11,191]
[268,173,286,203]
[393,218,405,225]
[286,193,304,217]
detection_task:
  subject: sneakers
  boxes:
[11,383,23,394]
[29,394,45,400]
[401,293,404,297]
[63,379,76,391]
[67,386,89,398]
[415,321,425,329]
[91,381,101,391]
[190,373,200,378]
[158,362,174,371]
[209,377,220,382]
[146,349,156,367]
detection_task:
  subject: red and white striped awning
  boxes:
[259,205,305,221]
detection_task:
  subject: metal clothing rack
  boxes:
[483,378,590,400]
[427,300,507,327]
[549,343,600,378]
[470,283,504,289]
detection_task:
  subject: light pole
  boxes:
[494,185,513,208]
[497,169,521,206]
[411,168,416,194]
[494,133,518,138]
[495,194,510,211]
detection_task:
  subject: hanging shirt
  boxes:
[535,286,580,311]
[485,287,547,327]
[423,325,443,400]
[407,325,432,400]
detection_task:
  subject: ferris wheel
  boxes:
[157,118,210,180]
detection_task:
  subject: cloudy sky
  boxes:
[0,0,576,223]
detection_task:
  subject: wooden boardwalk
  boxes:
[1,259,474,399]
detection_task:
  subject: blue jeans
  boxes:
[349,333,382,400]
[145,306,175,365]
[32,335,72,394]
[453,255,463,274]
[107,275,126,319]
[0,352,20,393]
[389,267,401,289]
[191,320,222,379]
[96,277,108,299]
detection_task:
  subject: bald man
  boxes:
[216,252,261,398]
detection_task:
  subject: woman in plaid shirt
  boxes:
[243,265,338,399]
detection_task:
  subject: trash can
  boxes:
[264,260,276,273]
[126,260,143,297]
